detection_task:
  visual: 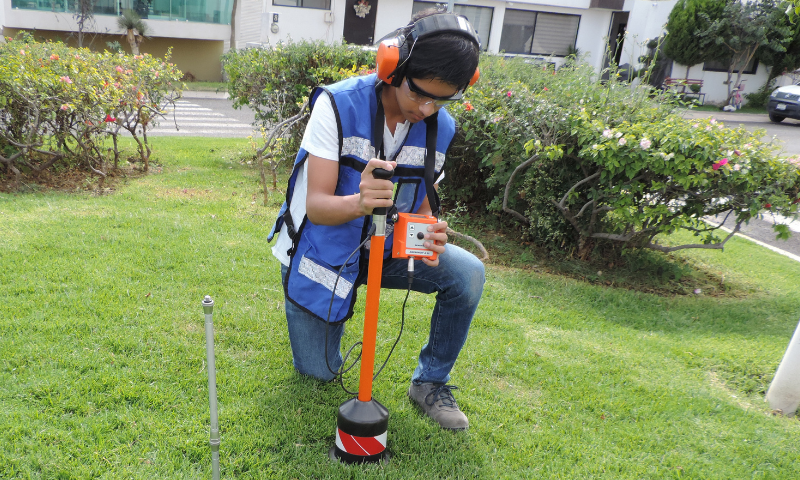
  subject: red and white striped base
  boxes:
[335,428,387,457]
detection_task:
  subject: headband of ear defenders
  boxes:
[376,13,481,88]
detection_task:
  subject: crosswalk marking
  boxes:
[150,99,255,137]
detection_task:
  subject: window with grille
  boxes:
[411,1,494,50]
[499,9,580,56]
[273,0,331,9]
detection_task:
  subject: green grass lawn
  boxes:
[182,81,228,93]
[2,137,799,479]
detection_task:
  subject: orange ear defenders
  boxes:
[376,13,481,88]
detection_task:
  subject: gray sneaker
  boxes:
[408,383,469,431]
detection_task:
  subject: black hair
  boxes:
[403,9,480,89]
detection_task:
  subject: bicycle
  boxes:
[730,79,746,110]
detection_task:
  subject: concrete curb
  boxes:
[681,110,770,123]
[181,90,230,99]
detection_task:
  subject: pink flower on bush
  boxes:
[49,54,59,61]
[104,114,117,123]
[640,138,651,149]
[59,76,72,84]
[116,66,124,73]
[712,158,729,171]
[602,129,613,138]
[19,49,25,55]
[60,104,69,111]
[618,137,627,146]
[463,102,474,111]
[134,55,144,60]
[507,91,512,97]
[543,87,549,91]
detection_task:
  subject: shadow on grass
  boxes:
[447,219,751,298]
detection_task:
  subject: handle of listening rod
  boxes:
[372,167,393,216]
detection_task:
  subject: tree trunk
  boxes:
[127,30,139,55]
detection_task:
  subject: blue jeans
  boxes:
[281,244,485,384]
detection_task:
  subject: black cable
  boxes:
[372,284,410,380]
[325,225,374,394]
[324,227,414,397]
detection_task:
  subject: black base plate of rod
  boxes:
[329,446,390,464]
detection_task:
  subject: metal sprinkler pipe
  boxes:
[202,295,221,480]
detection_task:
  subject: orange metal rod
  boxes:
[358,235,387,402]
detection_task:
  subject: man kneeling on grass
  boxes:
[268,9,485,431]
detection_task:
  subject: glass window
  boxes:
[9,0,231,24]
[411,1,493,50]
[500,9,580,56]
[273,0,331,9]
[703,57,758,75]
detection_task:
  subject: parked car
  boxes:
[767,82,800,122]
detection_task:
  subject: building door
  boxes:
[343,0,379,45]
[604,11,629,69]
[601,11,629,80]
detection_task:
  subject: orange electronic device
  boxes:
[392,212,439,261]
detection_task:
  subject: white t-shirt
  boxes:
[272,92,440,266]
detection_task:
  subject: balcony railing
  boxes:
[11,0,232,25]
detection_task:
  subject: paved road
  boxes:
[148,91,257,137]
[684,110,800,263]
[682,110,800,157]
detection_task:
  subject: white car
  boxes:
[767,82,800,122]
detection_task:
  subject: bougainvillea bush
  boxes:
[0,36,183,189]
[447,55,800,258]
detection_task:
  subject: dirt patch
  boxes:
[0,163,154,194]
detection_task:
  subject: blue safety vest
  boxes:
[268,74,456,323]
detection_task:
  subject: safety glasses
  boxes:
[404,77,463,107]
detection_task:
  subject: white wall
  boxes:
[229,0,264,50]
[252,0,619,64]
[259,0,344,45]
[620,0,676,71]
[674,62,770,104]
[1,2,6,40]
[575,9,613,70]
